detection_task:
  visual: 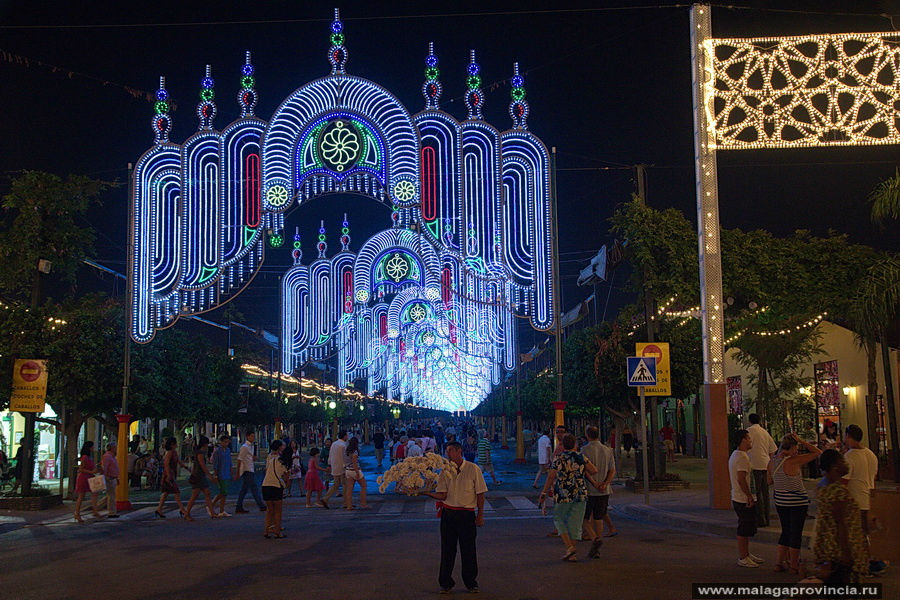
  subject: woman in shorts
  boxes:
[343,437,369,509]
[262,440,288,537]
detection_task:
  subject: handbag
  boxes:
[88,474,106,493]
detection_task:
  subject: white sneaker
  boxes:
[748,553,764,564]
[738,557,760,568]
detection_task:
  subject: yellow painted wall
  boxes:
[724,321,898,450]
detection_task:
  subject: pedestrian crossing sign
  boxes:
[627,356,657,387]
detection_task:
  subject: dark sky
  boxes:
[3,0,899,343]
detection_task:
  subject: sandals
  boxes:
[562,547,578,562]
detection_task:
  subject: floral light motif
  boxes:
[393,179,416,201]
[266,184,289,207]
[384,253,410,281]
[409,303,427,322]
[320,121,360,171]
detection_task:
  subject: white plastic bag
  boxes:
[88,474,106,493]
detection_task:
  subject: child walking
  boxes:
[304,447,327,508]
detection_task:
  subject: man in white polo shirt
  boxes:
[746,413,777,527]
[319,430,348,509]
[235,430,265,513]
[425,441,487,594]
[843,423,881,573]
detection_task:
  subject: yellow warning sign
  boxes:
[635,343,671,397]
[10,359,48,413]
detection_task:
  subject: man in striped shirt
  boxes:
[477,430,502,485]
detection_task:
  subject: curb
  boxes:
[613,503,812,547]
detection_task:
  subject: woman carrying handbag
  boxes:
[74,441,102,523]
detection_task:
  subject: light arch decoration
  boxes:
[128,10,554,412]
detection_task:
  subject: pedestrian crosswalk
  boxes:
[1,494,545,536]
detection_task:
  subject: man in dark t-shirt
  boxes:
[434,426,445,454]
[373,429,386,469]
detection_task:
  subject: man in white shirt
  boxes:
[842,424,879,538]
[581,426,615,557]
[729,429,764,568]
[532,430,552,489]
[235,431,266,513]
[320,430,348,508]
[746,414,778,527]
[425,441,487,594]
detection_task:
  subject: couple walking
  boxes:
[317,430,369,509]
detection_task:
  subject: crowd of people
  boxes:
[61,411,892,593]
[728,414,886,586]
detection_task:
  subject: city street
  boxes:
[9,494,893,600]
[3,448,898,600]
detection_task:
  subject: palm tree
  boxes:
[852,256,900,482]
[869,169,900,223]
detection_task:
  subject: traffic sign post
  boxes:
[627,356,657,505]
[635,342,671,396]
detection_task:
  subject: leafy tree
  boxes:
[851,256,900,480]
[130,328,243,445]
[732,327,823,441]
[42,296,123,497]
[869,169,900,223]
[0,171,112,302]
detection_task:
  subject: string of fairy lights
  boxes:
[627,295,829,347]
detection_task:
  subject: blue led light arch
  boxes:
[128,10,555,412]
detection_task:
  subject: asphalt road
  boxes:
[4,495,896,600]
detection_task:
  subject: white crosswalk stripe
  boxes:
[1,494,547,537]
[378,502,403,515]
[506,496,538,510]
[118,506,157,520]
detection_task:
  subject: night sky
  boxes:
[3,1,898,346]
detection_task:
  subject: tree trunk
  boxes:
[757,366,769,425]
[63,408,85,500]
[865,339,880,452]
[880,331,900,483]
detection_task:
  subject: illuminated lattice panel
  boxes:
[708,32,900,148]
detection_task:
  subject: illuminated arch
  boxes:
[261,76,420,211]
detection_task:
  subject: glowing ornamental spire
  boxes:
[197,65,216,130]
[328,8,348,75]
[292,227,302,265]
[340,213,351,251]
[465,50,483,121]
[509,63,529,130]
[152,76,172,144]
[423,42,442,109]
[317,220,328,258]
[238,51,258,118]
